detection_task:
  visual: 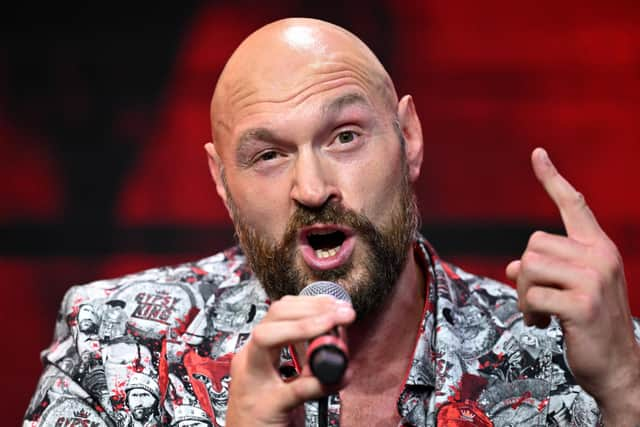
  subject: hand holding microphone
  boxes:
[299,281,351,385]
[225,284,355,427]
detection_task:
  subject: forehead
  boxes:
[249,59,379,108]
[79,305,95,314]
[212,34,394,146]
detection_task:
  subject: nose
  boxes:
[290,150,340,208]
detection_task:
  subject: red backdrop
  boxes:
[2,1,639,422]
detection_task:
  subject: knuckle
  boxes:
[250,325,269,347]
[576,292,600,323]
[594,243,622,274]
[527,230,547,249]
[524,286,544,310]
[268,297,293,315]
[268,299,283,314]
[280,295,296,303]
[570,191,587,209]
[519,251,538,271]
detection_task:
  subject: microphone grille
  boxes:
[299,281,351,304]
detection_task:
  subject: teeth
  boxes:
[315,246,340,259]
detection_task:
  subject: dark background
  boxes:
[2,1,639,422]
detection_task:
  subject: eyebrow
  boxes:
[238,127,279,147]
[322,92,372,117]
[235,127,279,166]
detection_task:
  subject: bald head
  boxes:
[210,18,398,146]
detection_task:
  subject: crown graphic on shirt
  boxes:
[73,409,90,418]
[459,408,476,421]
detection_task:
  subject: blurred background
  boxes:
[2,0,639,422]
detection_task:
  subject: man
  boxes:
[26,18,640,426]
[122,373,161,426]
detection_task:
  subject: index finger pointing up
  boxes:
[531,147,603,242]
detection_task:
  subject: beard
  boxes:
[225,163,419,319]
[131,405,155,421]
[78,320,98,334]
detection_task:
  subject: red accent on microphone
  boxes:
[306,334,348,359]
[305,327,349,385]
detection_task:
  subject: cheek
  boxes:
[228,175,292,237]
[341,144,405,219]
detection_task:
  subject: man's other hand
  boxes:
[506,147,640,425]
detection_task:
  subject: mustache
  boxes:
[281,201,376,245]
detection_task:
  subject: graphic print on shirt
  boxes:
[26,241,639,426]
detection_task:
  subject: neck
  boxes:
[345,246,426,389]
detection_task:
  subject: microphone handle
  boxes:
[307,330,348,385]
[318,396,328,427]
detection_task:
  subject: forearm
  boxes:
[599,346,640,426]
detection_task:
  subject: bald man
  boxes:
[27,18,639,426]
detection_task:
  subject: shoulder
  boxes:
[432,256,520,325]
[26,246,254,424]
[45,246,253,361]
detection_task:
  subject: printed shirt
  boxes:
[24,236,640,426]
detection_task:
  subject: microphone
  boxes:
[299,281,351,385]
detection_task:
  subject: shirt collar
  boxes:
[402,237,438,389]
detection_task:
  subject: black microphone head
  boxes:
[299,281,351,304]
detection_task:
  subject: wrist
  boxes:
[597,346,640,426]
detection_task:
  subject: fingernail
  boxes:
[540,148,551,166]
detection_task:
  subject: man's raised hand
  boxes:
[506,148,640,424]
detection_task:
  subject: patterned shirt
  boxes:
[24,237,640,426]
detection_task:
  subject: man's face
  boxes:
[77,305,98,333]
[212,37,420,317]
[225,149,417,318]
[127,389,156,421]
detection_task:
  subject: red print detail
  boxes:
[437,400,493,427]
[183,350,233,423]
[511,391,532,410]
[158,339,169,406]
[441,262,461,280]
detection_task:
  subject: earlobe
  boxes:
[204,142,232,214]
[396,95,424,182]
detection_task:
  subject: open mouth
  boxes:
[300,226,355,270]
[307,229,346,258]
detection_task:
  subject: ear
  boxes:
[396,95,424,183]
[204,142,232,215]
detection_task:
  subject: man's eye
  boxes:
[336,131,357,144]
[256,151,279,162]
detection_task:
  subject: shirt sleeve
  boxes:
[23,286,114,426]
